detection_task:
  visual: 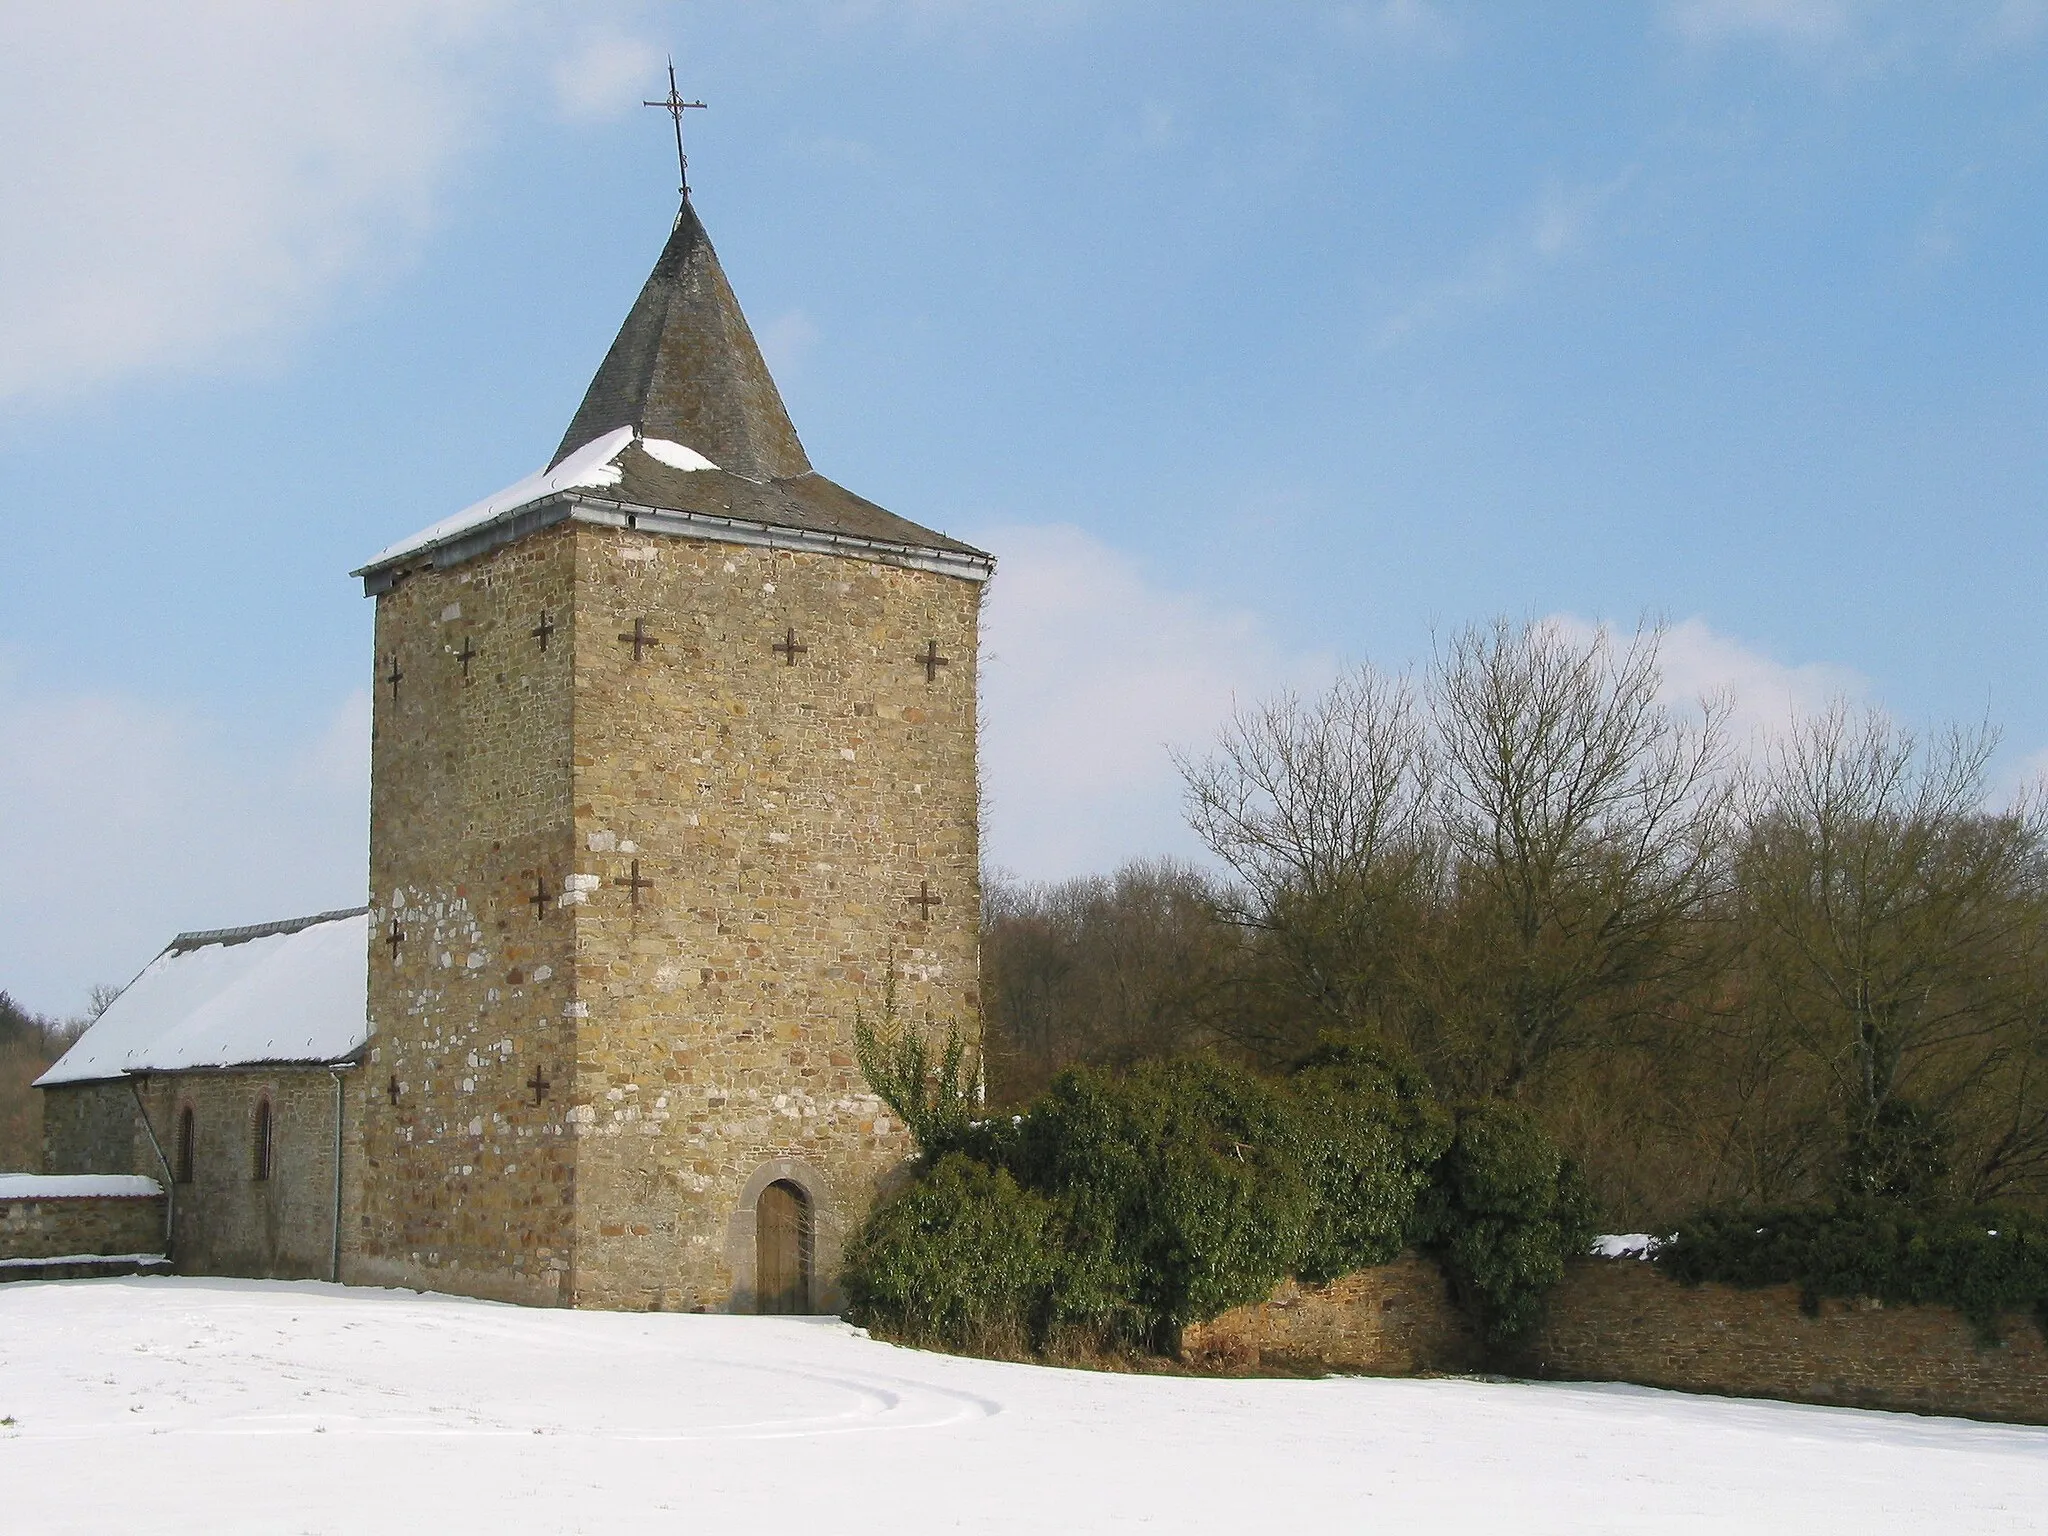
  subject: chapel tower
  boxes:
[348,189,991,1310]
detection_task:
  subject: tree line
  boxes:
[0,991,103,1170]
[981,618,2048,1228]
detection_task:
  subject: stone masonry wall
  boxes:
[566,526,980,1311]
[1515,1257,2048,1425]
[357,518,982,1311]
[143,1071,349,1280]
[36,1072,344,1278]
[1187,1254,2048,1424]
[41,1080,149,1179]
[0,1190,165,1261]
[356,523,579,1305]
[1181,1254,1482,1374]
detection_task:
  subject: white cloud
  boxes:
[551,30,663,122]
[1543,613,1866,759]
[0,1,521,406]
[1666,1,2048,65]
[1666,0,1855,49]
[1381,168,1636,344]
[1334,1,1463,57]
[974,524,1333,882]
[0,672,370,1018]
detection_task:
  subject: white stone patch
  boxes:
[465,952,486,970]
[620,545,658,563]
[531,965,553,983]
[441,603,461,622]
[767,831,789,844]
[619,839,638,854]
[722,560,737,574]
[587,830,618,853]
[762,582,776,594]
[468,1119,483,1138]
[563,1002,590,1019]
[840,748,856,761]
[439,952,453,969]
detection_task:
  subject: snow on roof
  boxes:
[0,1175,162,1200]
[358,427,719,572]
[36,909,369,1086]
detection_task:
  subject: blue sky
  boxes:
[3,1,2045,1015]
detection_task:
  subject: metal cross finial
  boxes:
[527,1066,550,1106]
[907,880,942,921]
[644,59,707,198]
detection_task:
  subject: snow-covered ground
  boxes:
[2,1278,2043,1534]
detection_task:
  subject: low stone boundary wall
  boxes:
[0,1175,167,1270]
[1184,1251,2048,1425]
[1516,1257,2048,1425]
[1182,1254,1480,1373]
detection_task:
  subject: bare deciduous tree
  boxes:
[1421,618,1732,1096]
[1735,706,2048,1202]
[1175,667,1436,1060]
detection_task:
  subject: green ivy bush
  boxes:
[1657,1202,2048,1344]
[1285,1040,1452,1284]
[841,1038,1590,1358]
[1411,1100,1598,1344]
[840,1154,1062,1354]
[1011,1059,1318,1352]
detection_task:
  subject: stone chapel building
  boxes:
[36,184,993,1313]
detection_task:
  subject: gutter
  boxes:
[126,1077,175,1263]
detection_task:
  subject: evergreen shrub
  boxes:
[841,1038,1589,1358]
[840,1154,1062,1353]
[1012,1059,1317,1352]
[1658,1202,2048,1344]
[1411,1100,1598,1344]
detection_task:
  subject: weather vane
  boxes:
[644,59,707,198]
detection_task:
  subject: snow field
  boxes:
[1,1277,2043,1534]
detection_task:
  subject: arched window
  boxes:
[755,1179,814,1315]
[174,1105,196,1185]
[252,1097,273,1182]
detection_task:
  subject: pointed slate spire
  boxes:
[550,196,811,481]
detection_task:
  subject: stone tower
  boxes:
[349,193,992,1311]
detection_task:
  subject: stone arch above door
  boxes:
[724,1158,843,1315]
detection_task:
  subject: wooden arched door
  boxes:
[755,1179,813,1314]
